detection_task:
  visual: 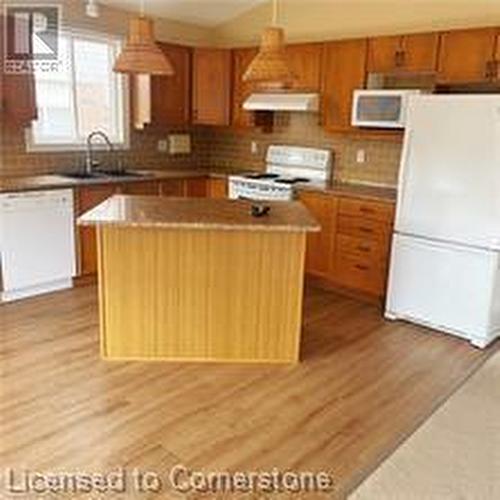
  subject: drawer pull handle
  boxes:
[358,227,373,233]
[357,245,371,252]
[355,264,369,271]
[360,207,375,214]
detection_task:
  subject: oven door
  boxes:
[351,90,419,129]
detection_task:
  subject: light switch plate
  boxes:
[356,149,366,164]
[168,134,191,155]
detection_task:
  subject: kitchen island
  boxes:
[79,195,319,363]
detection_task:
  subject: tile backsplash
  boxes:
[0,118,202,177]
[197,113,403,187]
[1,113,403,186]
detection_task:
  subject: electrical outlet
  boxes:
[356,149,366,164]
[157,139,168,153]
[251,141,259,155]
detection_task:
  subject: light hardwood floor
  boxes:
[0,284,493,498]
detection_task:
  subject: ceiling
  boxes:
[99,0,267,27]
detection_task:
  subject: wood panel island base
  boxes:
[79,196,319,363]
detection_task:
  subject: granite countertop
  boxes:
[0,169,209,194]
[298,181,397,203]
[78,195,320,233]
[0,168,397,203]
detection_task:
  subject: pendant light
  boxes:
[243,0,294,89]
[113,0,174,75]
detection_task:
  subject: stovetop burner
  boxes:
[274,177,311,185]
[244,173,280,180]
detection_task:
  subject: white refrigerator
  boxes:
[386,95,500,348]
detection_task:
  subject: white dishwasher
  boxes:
[0,189,76,302]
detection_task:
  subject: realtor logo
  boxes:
[4,4,61,73]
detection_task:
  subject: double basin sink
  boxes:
[60,169,149,181]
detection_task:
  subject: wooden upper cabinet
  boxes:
[438,28,498,83]
[367,35,403,73]
[286,43,323,91]
[322,39,367,132]
[403,33,440,73]
[151,43,191,125]
[494,30,500,80]
[367,33,439,73]
[192,48,232,126]
[231,47,258,128]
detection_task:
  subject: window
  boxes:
[26,30,128,151]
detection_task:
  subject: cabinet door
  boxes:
[208,178,228,198]
[185,178,208,197]
[323,39,367,132]
[151,43,191,125]
[160,179,185,197]
[286,43,323,91]
[401,32,440,73]
[438,28,497,83]
[298,191,337,277]
[367,36,403,73]
[493,30,500,80]
[77,185,117,276]
[232,47,258,128]
[192,48,232,125]
[120,181,159,195]
[368,33,439,73]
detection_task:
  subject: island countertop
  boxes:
[78,195,320,233]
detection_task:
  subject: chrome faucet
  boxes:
[85,131,114,175]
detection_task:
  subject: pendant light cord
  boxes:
[272,0,279,26]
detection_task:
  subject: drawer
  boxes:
[339,197,394,223]
[337,215,391,241]
[334,252,386,296]
[337,234,387,261]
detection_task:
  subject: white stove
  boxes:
[229,145,333,201]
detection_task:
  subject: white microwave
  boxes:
[351,89,421,129]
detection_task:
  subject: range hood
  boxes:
[243,92,319,112]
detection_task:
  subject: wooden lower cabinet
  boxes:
[185,177,208,197]
[120,181,160,195]
[159,179,185,197]
[207,178,228,198]
[299,190,395,299]
[298,191,338,277]
[76,184,118,276]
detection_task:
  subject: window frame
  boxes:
[25,28,130,153]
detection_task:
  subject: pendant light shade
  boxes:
[114,16,174,75]
[243,27,294,89]
[242,0,294,89]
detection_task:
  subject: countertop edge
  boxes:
[0,169,398,203]
[78,220,320,232]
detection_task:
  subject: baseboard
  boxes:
[73,274,97,287]
[1,278,73,303]
[305,274,384,307]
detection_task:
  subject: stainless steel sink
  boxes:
[96,170,150,179]
[59,171,109,180]
[59,170,150,180]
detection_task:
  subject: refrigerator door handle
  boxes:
[395,128,413,231]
